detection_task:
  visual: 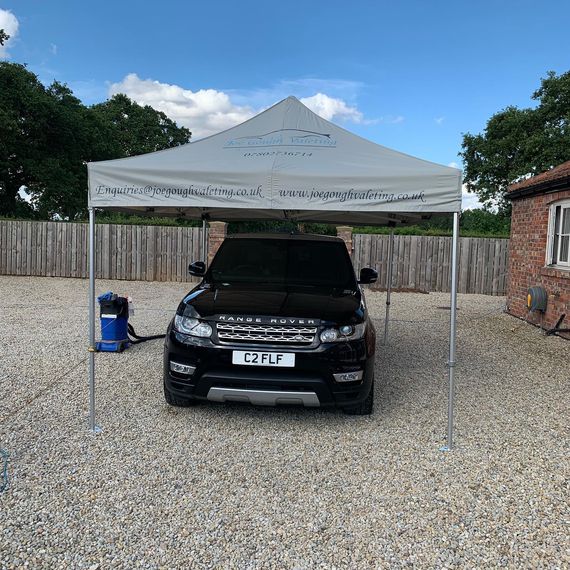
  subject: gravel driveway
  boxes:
[0,276,568,569]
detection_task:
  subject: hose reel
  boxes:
[527,286,548,312]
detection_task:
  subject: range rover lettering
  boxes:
[163,233,378,415]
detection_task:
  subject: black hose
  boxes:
[127,323,166,344]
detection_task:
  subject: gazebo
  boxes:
[87,96,462,448]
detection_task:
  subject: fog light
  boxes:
[170,361,196,375]
[333,370,364,383]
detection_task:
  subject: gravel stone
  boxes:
[0,276,568,569]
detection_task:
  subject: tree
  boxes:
[33,81,121,218]
[0,62,191,220]
[460,70,570,213]
[0,62,55,217]
[460,209,510,236]
[91,94,191,157]
[0,63,117,219]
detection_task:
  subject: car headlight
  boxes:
[320,328,339,343]
[319,323,366,343]
[174,314,213,338]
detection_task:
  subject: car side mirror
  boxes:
[188,261,206,276]
[359,267,378,284]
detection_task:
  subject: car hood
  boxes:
[181,284,364,324]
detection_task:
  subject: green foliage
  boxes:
[227,221,335,235]
[1,210,510,238]
[460,70,570,213]
[355,210,510,238]
[460,208,510,236]
[229,213,509,238]
[0,29,9,46]
[95,212,200,227]
[0,64,96,219]
[91,94,191,156]
[0,62,191,221]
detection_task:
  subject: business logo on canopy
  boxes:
[224,129,337,149]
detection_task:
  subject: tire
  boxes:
[163,379,196,407]
[342,376,374,416]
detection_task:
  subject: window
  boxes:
[547,199,570,268]
[209,238,357,289]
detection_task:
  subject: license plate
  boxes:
[232,350,295,367]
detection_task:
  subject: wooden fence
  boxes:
[0,220,206,282]
[0,220,510,294]
[353,234,509,295]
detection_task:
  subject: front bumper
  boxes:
[163,326,374,408]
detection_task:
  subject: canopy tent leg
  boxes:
[442,212,459,451]
[88,208,101,433]
[383,231,394,345]
[202,218,208,264]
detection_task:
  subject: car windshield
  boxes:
[208,238,357,289]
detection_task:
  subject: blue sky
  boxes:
[2,1,570,208]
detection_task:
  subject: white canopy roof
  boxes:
[88,96,461,225]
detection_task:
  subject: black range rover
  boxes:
[163,233,378,415]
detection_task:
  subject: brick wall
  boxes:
[207,221,227,265]
[507,188,570,337]
[336,226,353,256]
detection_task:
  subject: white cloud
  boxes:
[434,116,445,125]
[109,74,257,139]
[448,161,459,169]
[461,184,482,210]
[50,43,57,55]
[0,8,19,58]
[109,74,373,139]
[300,92,363,123]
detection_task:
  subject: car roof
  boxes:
[225,232,344,243]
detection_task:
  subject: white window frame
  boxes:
[546,198,570,269]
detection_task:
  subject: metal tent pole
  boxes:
[442,212,460,451]
[383,231,394,345]
[202,218,208,264]
[87,207,100,433]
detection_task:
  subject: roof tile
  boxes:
[508,160,570,192]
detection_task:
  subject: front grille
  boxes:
[216,323,318,346]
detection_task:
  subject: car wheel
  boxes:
[163,379,196,407]
[342,376,374,416]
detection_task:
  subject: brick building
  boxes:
[507,160,570,337]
